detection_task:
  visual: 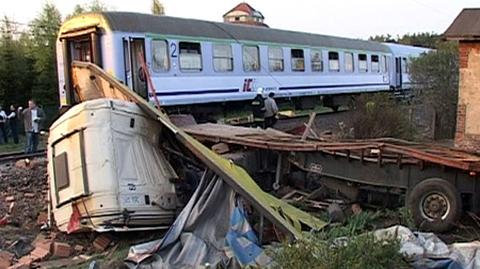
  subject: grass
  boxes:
[271,211,412,269]
[0,134,47,154]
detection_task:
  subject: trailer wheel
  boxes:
[407,178,461,232]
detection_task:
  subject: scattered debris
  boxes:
[92,234,113,252]
[52,242,72,258]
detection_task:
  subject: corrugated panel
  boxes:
[444,8,480,40]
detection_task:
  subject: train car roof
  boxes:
[382,42,432,56]
[60,12,391,53]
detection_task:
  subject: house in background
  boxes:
[223,2,268,27]
[444,8,480,152]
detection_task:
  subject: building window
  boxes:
[213,44,233,72]
[179,42,202,72]
[291,49,305,72]
[344,52,354,72]
[268,47,284,72]
[371,55,380,72]
[151,40,169,72]
[381,55,388,73]
[243,45,260,72]
[311,50,323,72]
[328,51,340,72]
[358,54,368,72]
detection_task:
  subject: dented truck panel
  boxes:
[48,99,178,232]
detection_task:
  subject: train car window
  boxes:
[71,39,91,62]
[179,42,202,72]
[328,52,340,72]
[291,49,305,72]
[358,54,368,72]
[402,57,409,73]
[243,45,260,72]
[344,52,354,72]
[268,47,284,72]
[151,40,169,72]
[213,44,233,72]
[381,55,388,73]
[311,50,323,72]
[371,55,380,72]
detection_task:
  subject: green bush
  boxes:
[350,93,414,140]
[271,212,410,269]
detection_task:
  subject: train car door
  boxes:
[395,57,402,88]
[129,38,148,99]
[122,39,133,88]
[60,31,101,106]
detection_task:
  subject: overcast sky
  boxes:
[2,0,478,39]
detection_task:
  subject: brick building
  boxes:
[223,2,268,27]
[444,8,480,152]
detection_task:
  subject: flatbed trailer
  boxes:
[183,123,480,232]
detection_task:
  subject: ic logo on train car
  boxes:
[242,78,254,92]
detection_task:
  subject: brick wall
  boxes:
[455,42,480,152]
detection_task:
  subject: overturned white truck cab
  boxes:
[48,98,179,232]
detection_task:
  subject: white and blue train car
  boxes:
[383,43,431,89]
[56,12,429,114]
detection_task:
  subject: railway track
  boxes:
[0,150,47,163]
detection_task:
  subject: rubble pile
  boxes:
[0,158,108,269]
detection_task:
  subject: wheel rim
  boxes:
[419,192,451,221]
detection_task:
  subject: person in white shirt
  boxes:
[7,105,19,144]
[23,100,44,153]
[0,106,7,144]
[264,92,279,128]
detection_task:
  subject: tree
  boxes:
[152,0,165,15]
[67,0,108,19]
[409,42,459,138]
[29,3,62,107]
[0,17,34,108]
[369,32,441,49]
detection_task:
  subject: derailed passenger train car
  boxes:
[56,12,429,113]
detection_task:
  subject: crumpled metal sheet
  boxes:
[374,225,480,269]
[126,171,271,268]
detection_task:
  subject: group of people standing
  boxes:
[251,91,279,129]
[0,100,44,153]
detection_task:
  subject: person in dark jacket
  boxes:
[251,93,266,128]
[23,100,44,153]
[7,105,19,144]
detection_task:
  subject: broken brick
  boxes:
[34,239,53,253]
[30,246,50,262]
[5,196,14,203]
[23,193,35,199]
[73,245,84,252]
[52,242,71,258]
[13,255,33,268]
[93,235,112,251]
[0,251,14,269]
[36,212,48,226]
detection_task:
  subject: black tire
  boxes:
[407,178,461,233]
